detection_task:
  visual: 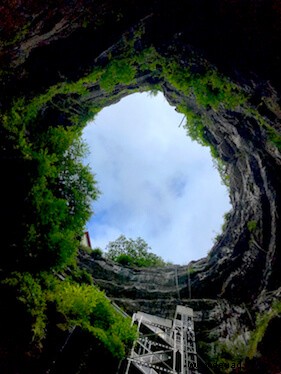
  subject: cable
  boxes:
[178,115,185,128]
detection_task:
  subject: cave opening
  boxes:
[2,31,279,293]
[1,39,246,273]
[1,2,281,372]
[82,91,231,264]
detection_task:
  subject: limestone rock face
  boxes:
[80,254,256,373]
[1,0,281,373]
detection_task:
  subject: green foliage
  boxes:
[191,71,246,110]
[178,106,216,166]
[247,220,257,233]
[213,158,230,188]
[161,59,192,95]
[209,340,247,373]
[50,281,107,324]
[91,247,103,259]
[70,265,94,285]
[3,272,137,359]
[100,59,136,91]
[79,244,103,260]
[212,210,232,245]
[248,300,281,359]
[115,253,134,266]
[105,234,166,267]
[1,32,259,367]
[221,211,232,232]
[51,280,137,358]
[267,126,281,150]
[28,131,99,269]
[176,104,230,187]
[80,245,103,260]
[3,272,47,342]
[134,47,163,72]
[178,105,208,147]
[3,106,100,270]
[187,264,197,275]
[243,108,281,150]
[79,244,93,255]
[148,88,159,97]
[155,52,246,110]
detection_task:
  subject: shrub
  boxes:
[91,247,103,260]
[3,272,137,359]
[48,278,137,358]
[3,272,47,341]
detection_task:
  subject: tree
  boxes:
[105,235,166,267]
[3,119,100,271]
[26,127,100,270]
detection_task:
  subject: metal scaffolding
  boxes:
[124,305,198,374]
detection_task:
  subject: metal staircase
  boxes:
[124,305,198,374]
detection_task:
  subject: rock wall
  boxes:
[1,0,281,372]
[78,252,258,372]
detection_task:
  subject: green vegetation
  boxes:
[161,61,246,110]
[1,38,245,359]
[80,245,104,260]
[0,88,140,360]
[221,211,232,232]
[2,27,280,366]
[247,220,258,233]
[199,302,281,373]
[248,300,281,359]
[0,56,139,358]
[3,271,137,358]
[267,126,281,151]
[212,210,232,245]
[105,235,166,267]
[2,116,99,270]
[209,340,247,373]
[176,104,230,186]
[243,107,281,151]
[91,247,104,259]
[213,158,230,187]
[100,59,136,91]
[2,39,248,182]
[187,264,197,275]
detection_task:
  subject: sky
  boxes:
[82,92,231,265]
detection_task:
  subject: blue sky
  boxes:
[82,92,231,265]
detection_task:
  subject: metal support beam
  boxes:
[124,305,198,374]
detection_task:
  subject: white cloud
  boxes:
[82,92,231,264]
